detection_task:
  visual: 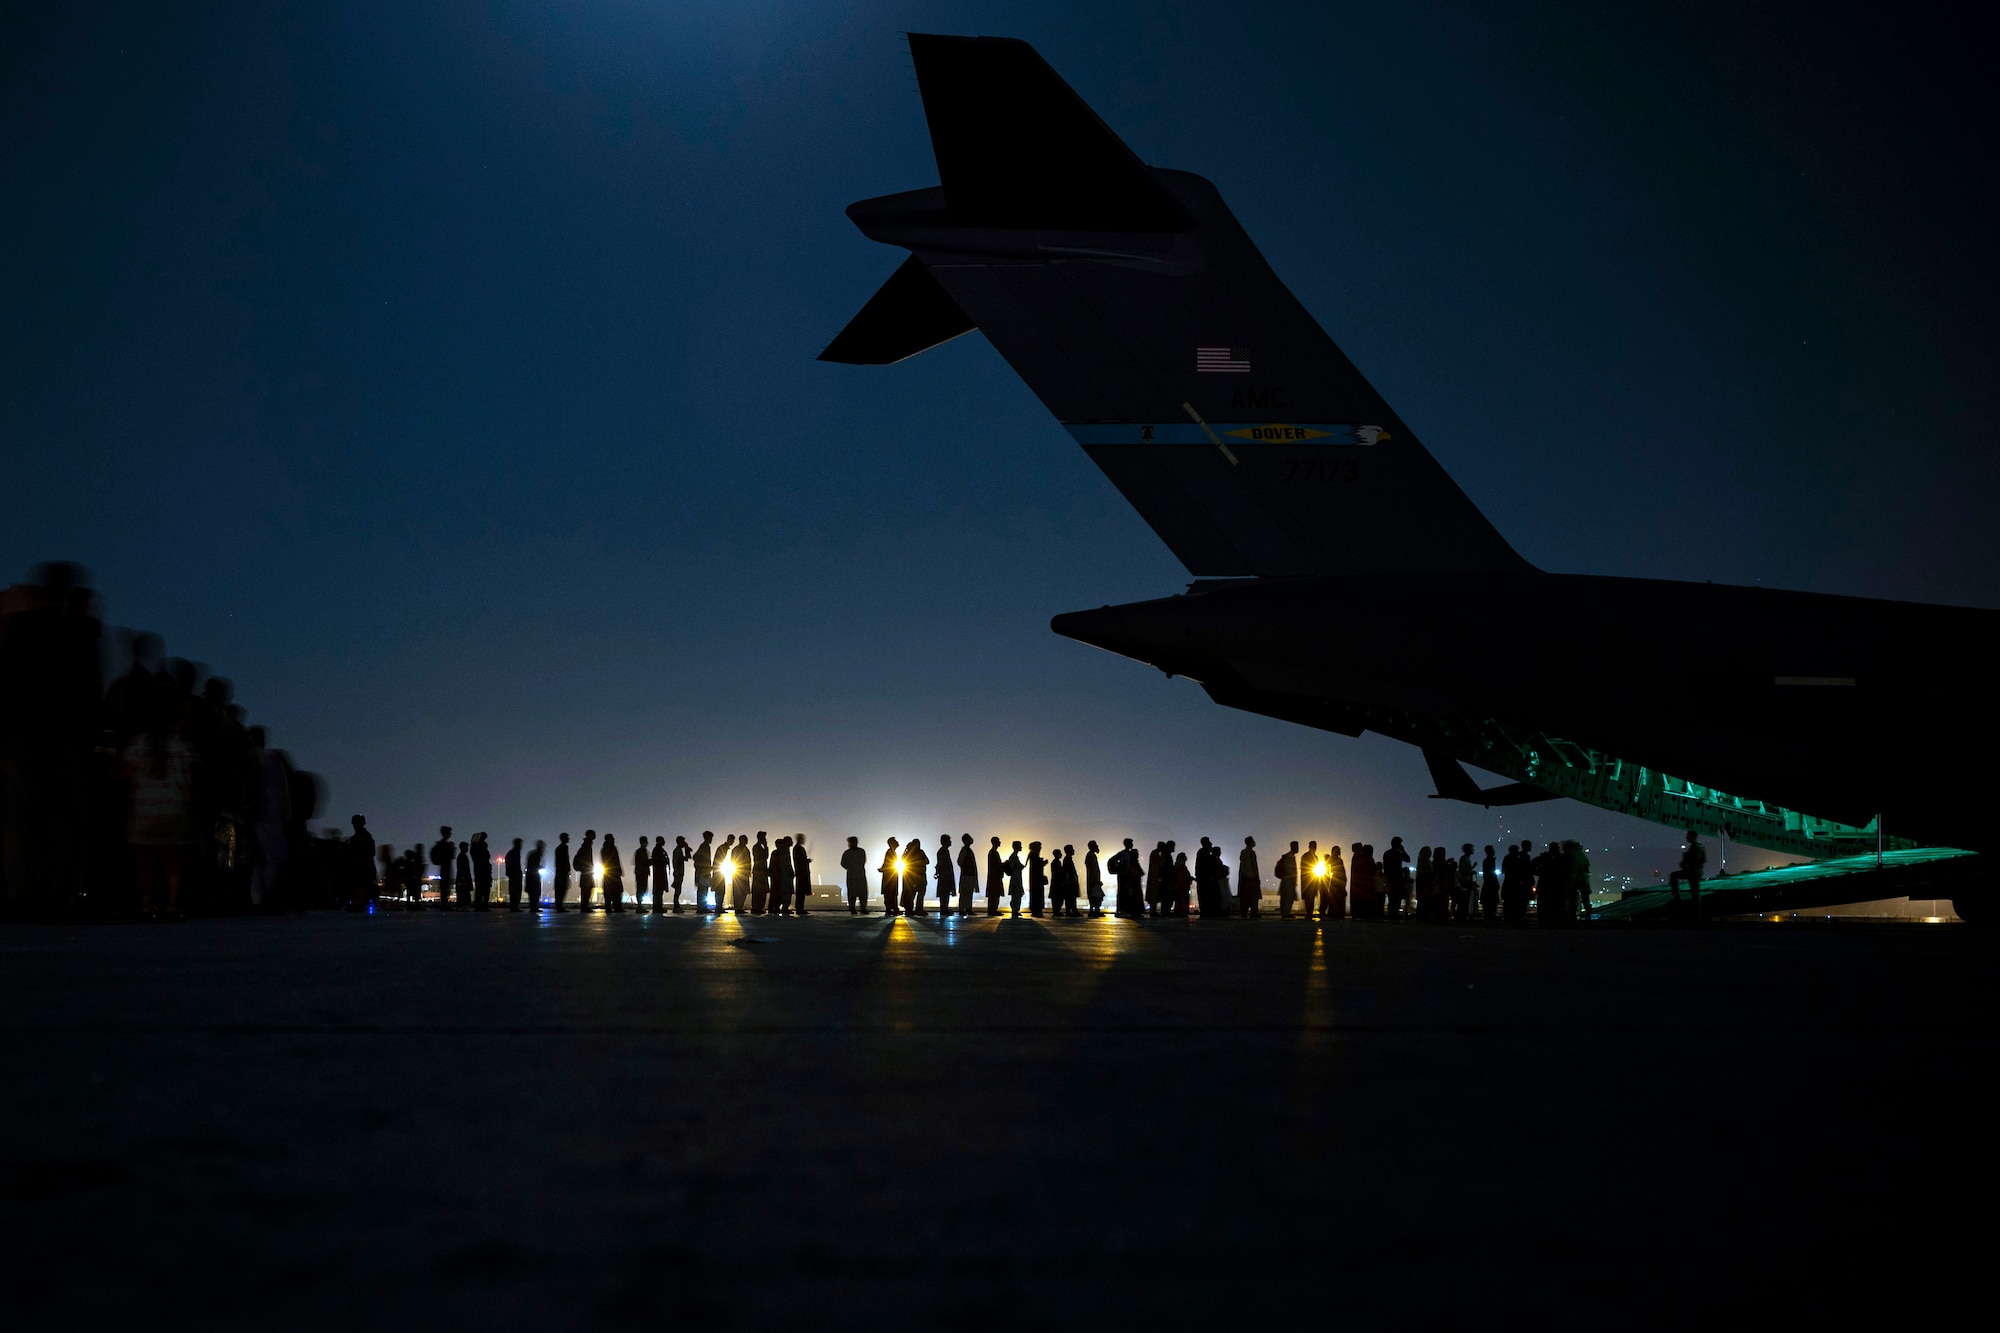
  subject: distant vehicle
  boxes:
[822,34,1993,919]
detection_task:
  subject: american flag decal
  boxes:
[1196,346,1251,374]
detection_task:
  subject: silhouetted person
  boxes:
[454,841,472,909]
[841,837,867,913]
[1027,841,1047,917]
[471,833,493,910]
[903,837,929,915]
[248,727,293,910]
[671,835,691,911]
[956,834,977,916]
[1383,837,1410,920]
[574,830,597,911]
[1480,844,1499,923]
[769,835,793,914]
[1173,851,1194,915]
[1085,840,1104,917]
[345,815,377,910]
[551,832,573,910]
[431,827,456,910]
[1236,836,1260,917]
[1109,838,1142,916]
[932,835,955,916]
[1194,837,1222,917]
[502,838,523,910]
[691,832,713,911]
[119,703,195,919]
[1145,841,1166,916]
[1668,829,1705,919]
[877,837,900,916]
[650,837,668,913]
[711,834,736,911]
[601,834,625,911]
[1501,841,1529,923]
[986,837,1004,916]
[1004,841,1025,916]
[527,839,546,910]
[731,834,752,911]
[750,831,771,914]
[1301,840,1322,918]
[791,834,811,914]
[1275,841,1299,917]
[1325,844,1348,919]
[632,834,651,909]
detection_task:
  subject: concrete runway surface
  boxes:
[2,910,1991,1329]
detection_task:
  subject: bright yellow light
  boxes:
[894,856,906,874]
[1312,859,1329,880]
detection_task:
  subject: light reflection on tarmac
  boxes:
[0,912,1989,1328]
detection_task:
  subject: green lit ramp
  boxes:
[1592,847,1981,922]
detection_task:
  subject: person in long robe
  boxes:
[671,836,691,912]
[1003,841,1025,916]
[552,832,572,911]
[575,830,598,912]
[935,835,956,916]
[1145,842,1167,916]
[1301,841,1321,918]
[985,837,1004,916]
[749,832,771,914]
[651,837,669,913]
[526,839,545,911]
[903,836,929,915]
[769,835,793,915]
[712,834,737,912]
[839,837,868,913]
[878,837,901,917]
[1275,841,1299,918]
[792,834,812,914]
[631,834,650,909]
[1084,840,1104,917]
[1060,845,1082,916]
[1172,852,1194,916]
[690,832,712,912]
[1109,838,1142,916]
[730,834,753,912]
[1324,843,1348,919]
[956,835,978,916]
[1236,836,1261,917]
[455,842,473,909]
[600,834,625,912]
[1193,838,1221,917]
[1026,841,1047,917]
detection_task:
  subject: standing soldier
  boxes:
[956,834,978,917]
[1236,836,1261,917]
[526,839,546,910]
[935,835,957,916]
[841,836,868,914]
[552,832,573,911]
[1275,841,1300,918]
[505,837,524,910]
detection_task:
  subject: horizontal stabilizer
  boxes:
[1424,748,1558,808]
[907,33,1194,231]
[818,255,976,365]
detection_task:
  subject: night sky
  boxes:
[5,3,1995,879]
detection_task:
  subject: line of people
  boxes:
[347,827,1595,924]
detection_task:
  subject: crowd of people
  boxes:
[337,826,1609,925]
[0,563,327,920]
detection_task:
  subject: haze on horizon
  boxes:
[4,2,1993,875]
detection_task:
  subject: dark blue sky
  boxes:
[5,2,1994,874]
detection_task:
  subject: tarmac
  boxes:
[2,909,1991,1329]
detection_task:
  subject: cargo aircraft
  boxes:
[821,34,1992,919]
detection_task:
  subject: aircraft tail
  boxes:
[822,34,1531,579]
